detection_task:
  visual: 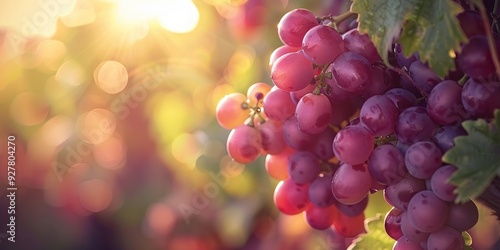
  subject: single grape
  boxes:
[331,52,373,94]
[368,144,407,185]
[430,165,458,202]
[409,61,442,93]
[309,174,336,208]
[273,178,310,215]
[311,128,336,160]
[283,117,317,151]
[427,226,464,250]
[295,93,332,134]
[263,87,296,121]
[336,196,368,217]
[446,200,479,231]
[407,190,449,233]
[216,93,250,129]
[302,25,344,65]
[271,51,314,92]
[384,175,427,210]
[457,36,496,79]
[432,125,467,152]
[396,106,437,144]
[361,66,396,99]
[342,29,381,64]
[393,236,425,250]
[400,211,430,243]
[324,65,356,101]
[332,163,372,205]
[258,119,286,155]
[277,8,318,47]
[288,151,321,184]
[427,80,468,125]
[405,141,442,179]
[332,125,374,165]
[265,147,295,180]
[384,88,418,113]
[457,10,486,38]
[385,207,404,241]
[332,212,365,237]
[247,82,271,106]
[394,44,418,69]
[360,95,399,136]
[227,125,262,164]
[305,205,339,230]
[461,77,500,119]
[269,44,301,67]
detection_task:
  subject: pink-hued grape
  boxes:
[269,44,300,67]
[407,191,448,233]
[295,93,332,134]
[396,106,437,144]
[427,226,465,250]
[216,93,250,129]
[342,29,381,64]
[385,207,404,240]
[332,125,374,165]
[277,8,318,47]
[305,205,338,230]
[331,52,373,94]
[263,87,296,121]
[384,175,426,210]
[430,165,458,202]
[360,95,399,136]
[332,163,372,205]
[227,125,262,164]
[405,141,442,179]
[271,51,314,92]
[302,25,344,65]
[258,119,286,155]
[273,178,310,215]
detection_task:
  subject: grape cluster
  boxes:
[216,7,499,249]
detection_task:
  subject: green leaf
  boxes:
[348,213,395,250]
[462,231,472,246]
[443,110,500,203]
[351,0,467,78]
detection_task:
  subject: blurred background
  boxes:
[0,0,498,249]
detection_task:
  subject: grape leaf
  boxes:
[462,231,472,246]
[443,110,500,203]
[351,0,467,78]
[347,213,395,250]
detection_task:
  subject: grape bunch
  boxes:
[216,6,499,250]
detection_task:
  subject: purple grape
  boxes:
[457,36,496,79]
[336,196,368,217]
[385,207,404,240]
[332,163,372,205]
[457,10,486,38]
[263,87,296,121]
[401,211,430,243]
[269,44,300,67]
[393,236,425,250]
[427,80,468,125]
[409,61,442,93]
[430,165,458,202]
[295,93,332,134]
[305,205,338,230]
[311,128,336,160]
[283,117,316,151]
[368,144,407,185]
[308,174,336,207]
[361,66,396,99]
[385,88,418,112]
[302,25,344,65]
[407,191,449,233]
[331,52,373,94]
[394,43,418,69]
[446,200,479,231]
[258,119,286,155]
[290,82,316,104]
[396,106,437,144]
[405,141,443,179]
[271,51,314,92]
[342,29,381,64]
[427,226,464,250]
[432,125,467,152]
[360,95,399,136]
[384,175,426,210]
[277,8,318,47]
[288,151,321,184]
[461,77,500,119]
[332,125,374,165]
[324,64,356,101]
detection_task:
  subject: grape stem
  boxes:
[374,134,398,145]
[318,11,357,25]
[472,0,500,77]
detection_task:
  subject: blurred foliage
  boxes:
[0,0,498,250]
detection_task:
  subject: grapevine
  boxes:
[216,0,500,249]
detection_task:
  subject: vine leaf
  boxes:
[348,213,394,250]
[443,110,500,203]
[351,0,467,78]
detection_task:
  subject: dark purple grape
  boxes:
[461,77,500,119]
[333,125,374,165]
[384,175,426,210]
[336,196,368,217]
[394,43,418,69]
[405,141,443,179]
[361,66,396,99]
[342,29,381,64]
[457,10,486,38]
[409,61,442,93]
[385,207,404,241]
[311,128,336,160]
[331,52,373,94]
[368,144,407,185]
[283,117,316,151]
[457,36,496,79]
[432,125,467,152]
[431,165,458,202]
[308,174,336,207]
[396,107,437,144]
[427,226,464,250]
[407,191,449,233]
[446,200,479,231]
[288,151,321,184]
[427,80,468,125]
[393,236,425,250]
[305,205,338,230]
[385,88,418,112]
[277,8,318,47]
